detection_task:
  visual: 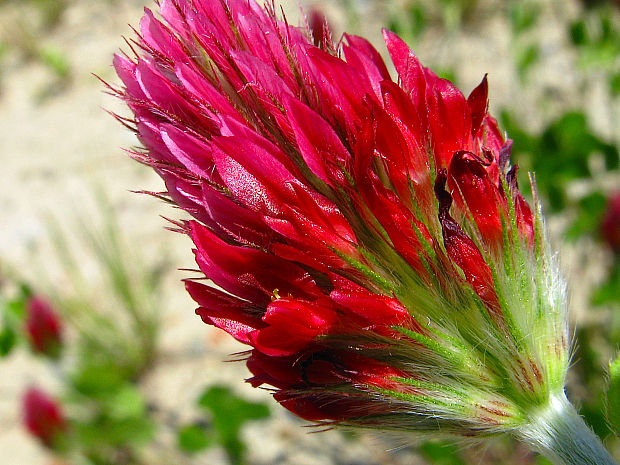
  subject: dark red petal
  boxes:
[435,172,500,312]
[467,75,488,138]
[186,281,265,344]
[189,222,319,304]
[285,96,352,186]
[448,151,504,244]
[250,298,337,356]
[425,77,473,168]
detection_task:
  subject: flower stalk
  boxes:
[517,391,617,465]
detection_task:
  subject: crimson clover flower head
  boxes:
[25,296,63,359]
[113,0,569,437]
[23,387,67,449]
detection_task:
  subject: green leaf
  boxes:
[510,2,540,34]
[0,324,16,356]
[607,353,620,435]
[592,263,620,306]
[536,456,554,465]
[565,191,608,241]
[408,5,427,38]
[197,386,270,465]
[38,47,71,79]
[76,415,155,448]
[516,44,540,78]
[105,385,145,420]
[178,424,212,453]
[610,72,620,97]
[71,361,127,397]
[569,20,588,46]
[419,441,467,465]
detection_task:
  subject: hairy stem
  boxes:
[516,391,617,465]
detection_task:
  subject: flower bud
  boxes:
[23,387,67,449]
[25,296,63,358]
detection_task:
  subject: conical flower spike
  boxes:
[23,387,67,449]
[25,296,63,359]
[112,1,617,463]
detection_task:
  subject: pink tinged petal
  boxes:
[211,135,299,216]
[160,124,217,180]
[137,121,178,164]
[269,242,330,273]
[174,63,243,123]
[435,172,500,312]
[344,356,408,389]
[287,182,357,244]
[201,183,273,247]
[113,54,146,100]
[135,60,206,125]
[218,115,301,175]
[285,96,352,186]
[140,8,187,63]
[159,0,189,38]
[186,281,265,344]
[232,50,296,101]
[246,351,306,388]
[234,15,299,90]
[250,298,337,356]
[479,115,504,183]
[162,175,212,225]
[190,221,319,304]
[212,148,283,216]
[307,47,376,113]
[230,50,296,130]
[448,152,504,244]
[339,41,386,102]
[362,179,431,274]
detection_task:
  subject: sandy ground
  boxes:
[1,0,617,464]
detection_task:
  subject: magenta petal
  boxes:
[285,96,351,186]
[160,124,216,180]
[140,8,187,63]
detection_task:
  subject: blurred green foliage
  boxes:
[0,0,71,99]
[177,385,271,465]
[0,284,31,356]
[1,190,166,464]
[609,354,620,436]
[501,110,618,213]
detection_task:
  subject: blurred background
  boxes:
[1,0,619,464]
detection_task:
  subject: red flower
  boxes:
[23,387,67,449]
[602,192,620,254]
[25,297,63,358]
[113,0,548,433]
